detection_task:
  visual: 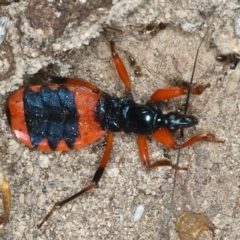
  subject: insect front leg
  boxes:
[138,128,223,170]
[152,128,224,150]
[137,135,187,170]
[37,131,114,228]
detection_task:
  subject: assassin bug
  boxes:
[7,30,223,228]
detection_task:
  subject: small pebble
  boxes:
[133,204,145,222]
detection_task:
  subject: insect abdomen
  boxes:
[7,84,105,151]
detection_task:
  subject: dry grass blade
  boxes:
[0,173,11,224]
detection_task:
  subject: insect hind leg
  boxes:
[37,131,114,228]
[47,76,101,94]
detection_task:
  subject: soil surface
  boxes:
[0,1,240,239]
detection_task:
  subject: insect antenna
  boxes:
[167,26,211,239]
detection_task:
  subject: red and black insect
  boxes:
[7,38,222,228]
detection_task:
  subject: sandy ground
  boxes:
[0,0,240,239]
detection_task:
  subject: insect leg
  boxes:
[137,135,187,169]
[109,40,132,94]
[37,131,114,228]
[47,76,101,93]
[181,133,224,148]
[152,128,224,150]
[151,85,210,102]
